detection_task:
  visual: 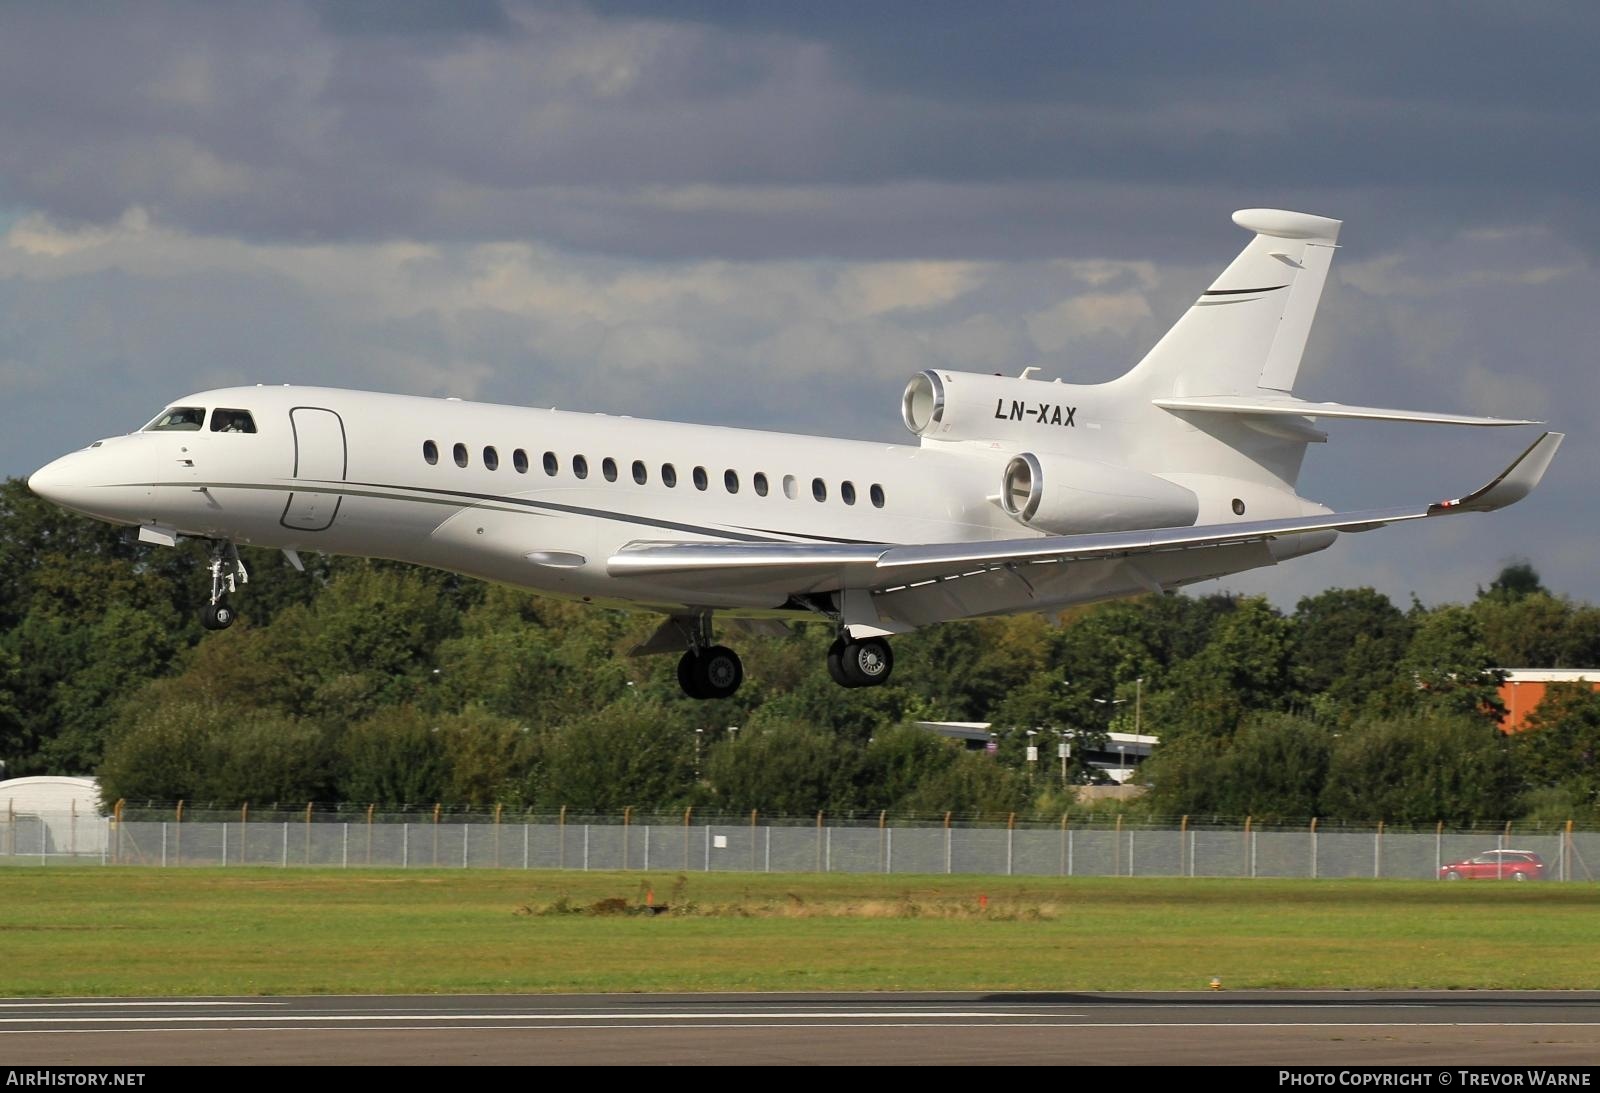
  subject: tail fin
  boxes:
[1130,209,1341,397]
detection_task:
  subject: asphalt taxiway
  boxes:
[6,991,1600,1065]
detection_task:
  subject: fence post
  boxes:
[683,807,691,871]
[304,802,313,866]
[947,812,954,876]
[240,803,249,866]
[1374,820,1384,879]
[1566,819,1575,882]
[1435,821,1444,879]
[494,803,503,869]
[1115,813,1123,877]
[366,804,375,866]
[1060,812,1070,878]
[1181,815,1189,878]
[816,811,824,873]
[751,809,759,873]
[623,806,631,870]
[559,805,567,870]
[432,804,441,867]
[175,800,184,866]
[880,810,888,875]
[1007,813,1015,876]
[1243,815,1252,879]
[1310,817,1318,880]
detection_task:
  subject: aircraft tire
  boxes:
[201,603,236,631]
[677,649,706,699]
[840,637,893,687]
[826,638,856,688]
[693,645,743,700]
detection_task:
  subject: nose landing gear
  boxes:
[200,541,248,631]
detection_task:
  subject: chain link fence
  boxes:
[4,810,1596,880]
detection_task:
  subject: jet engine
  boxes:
[902,369,1083,446]
[1000,451,1199,535]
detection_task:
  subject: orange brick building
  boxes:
[1498,669,1600,733]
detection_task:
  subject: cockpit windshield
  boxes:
[143,407,205,432]
[209,409,257,434]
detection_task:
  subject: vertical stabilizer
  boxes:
[1130,209,1342,398]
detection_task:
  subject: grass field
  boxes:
[4,867,1598,996]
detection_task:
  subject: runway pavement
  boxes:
[6,991,1600,1066]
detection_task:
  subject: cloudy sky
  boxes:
[2,1,1595,611]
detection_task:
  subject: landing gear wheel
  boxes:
[840,637,893,688]
[677,649,705,699]
[694,645,744,700]
[826,638,855,688]
[677,646,743,700]
[200,603,236,631]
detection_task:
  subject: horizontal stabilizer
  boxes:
[608,433,1563,595]
[1154,394,1540,427]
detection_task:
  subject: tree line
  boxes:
[4,478,1600,824]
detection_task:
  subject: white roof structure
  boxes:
[0,775,101,815]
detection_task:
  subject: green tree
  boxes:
[1291,588,1411,716]
[538,701,697,813]
[336,706,452,808]
[1518,681,1600,818]
[1320,713,1518,825]
[1375,605,1506,722]
[1149,597,1293,739]
[701,720,862,816]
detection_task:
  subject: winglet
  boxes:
[1428,432,1564,515]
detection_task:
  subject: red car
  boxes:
[1439,850,1544,881]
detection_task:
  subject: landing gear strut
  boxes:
[200,541,247,631]
[827,635,894,688]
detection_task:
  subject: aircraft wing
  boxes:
[606,432,1563,596]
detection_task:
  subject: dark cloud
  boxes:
[2,2,1598,257]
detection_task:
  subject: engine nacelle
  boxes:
[903,369,1083,446]
[1001,452,1199,535]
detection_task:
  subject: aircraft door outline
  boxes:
[280,406,347,532]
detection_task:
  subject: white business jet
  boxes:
[27,209,1561,699]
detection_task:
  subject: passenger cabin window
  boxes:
[543,451,558,476]
[144,407,205,432]
[483,446,499,471]
[453,443,469,468]
[573,455,589,479]
[753,472,769,497]
[513,449,529,474]
[209,409,257,433]
[724,469,739,494]
[840,481,856,506]
[782,474,798,500]
[632,460,647,485]
[423,440,439,465]
[693,466,708,491]
[870,483,885,508]
[812,477,827,502]
[662,463,678,487]
[602,457,618,482]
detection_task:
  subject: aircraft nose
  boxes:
[28,451,100,515]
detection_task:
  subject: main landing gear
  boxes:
[200,540,248,631]
[677,645,744,701]
[826,635,895,689]
[672,632,896,699]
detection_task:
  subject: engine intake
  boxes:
[1001,452,1199,535]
